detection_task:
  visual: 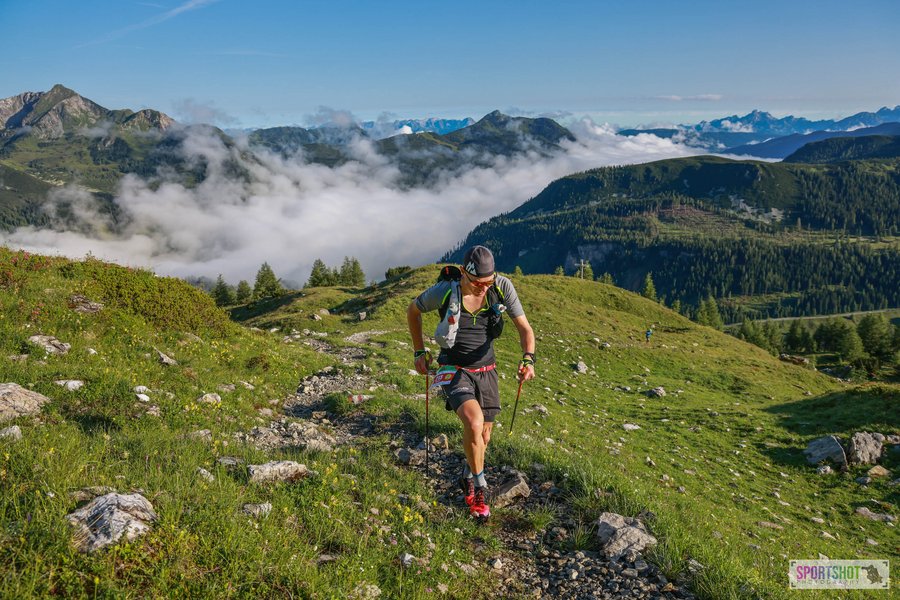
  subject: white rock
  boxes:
[493,472,531,508]
[27,335,70,355]
[242,502,271,518]
[622,423,641,431]
[0,383,51,423]
[400,552,416,567]
[155,349,177,366]
[0,425,23,441]
[855,507,896,522]
[133,386,150,394]
[135,393,151,403]
[248,460,314,484]
[196,467,215,482]
[595,512,657,560]
[66,493,157,552]
[198,393,221,404]
[54,380,84,391]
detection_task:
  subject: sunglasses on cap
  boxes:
[464,271,495,289]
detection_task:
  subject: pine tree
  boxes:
[641,272,657,302]
[671,299,681,314]
[856,314,893,361]
[253,262,284,299]
[784,320,804,353]
[307,259,334,287]
[513,266,524,277]
[339,256,365,287]
[763,321,783,354]
[696,296,723,330]
[212,274,235,306]
[835,326,864,362]
[582,262,594,280]
[235,280,252,304]
[598,272,614,285]
[553,266,565,276]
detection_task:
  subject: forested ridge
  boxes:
[446,155,900,320]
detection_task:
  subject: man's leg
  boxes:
[456,399,485,478]
[482,422,493,449]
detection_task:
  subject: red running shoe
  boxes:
[469,486,491,519]
[459,477,475,506]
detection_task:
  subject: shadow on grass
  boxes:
[229,291,305,322]
[762,386,900,469]
[70,413,121,435]
[764,386,900,437]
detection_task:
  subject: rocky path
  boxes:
[249,333,698,600]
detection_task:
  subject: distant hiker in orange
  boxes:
[407,245,535,520]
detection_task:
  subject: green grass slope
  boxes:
[2,254,897,598]
[242,267,899,598]
[0,250,490,598]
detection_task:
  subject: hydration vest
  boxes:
[433,265,505,349]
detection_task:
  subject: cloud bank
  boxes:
[2,121,701,285]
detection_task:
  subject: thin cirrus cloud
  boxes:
[657,94,725,102]
[76,0,221,48]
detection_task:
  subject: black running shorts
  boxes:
[442,367,501,422]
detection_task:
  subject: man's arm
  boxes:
[407,301,430,374]
[512,314,536,381]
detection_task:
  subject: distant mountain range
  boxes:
[0,85,576,229]
[247,110,574,185]
[360,117,475,137]
[619,106,900,152]
[727,123,900,159]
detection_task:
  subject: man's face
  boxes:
[462,270,494,297]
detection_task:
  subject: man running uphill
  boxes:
[407,246,536,520]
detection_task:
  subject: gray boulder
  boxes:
[647,387,666,398]
[493,472,531,508]
[66,493,158,553]
[803,435,847,465]
[854,507,896,523]
[69,295,103,313]
[0,383,51,423]
[198,393,221,404]
[242,502,272,518]
[848,432,883,465]
[27,335,70,355]
[595,512,657,560]
[394,447,425,466]
[0,425,23,441]
[575,361,588,374]
[155,349,177,366]
[248,460,314,484]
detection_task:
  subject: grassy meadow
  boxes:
[1,249,897,598]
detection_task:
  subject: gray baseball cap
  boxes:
[462,245,495,277]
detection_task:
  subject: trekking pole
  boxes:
[424,367,430,478]
[508,377,525,436]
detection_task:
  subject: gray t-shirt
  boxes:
[415,274,524,367]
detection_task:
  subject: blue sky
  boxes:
[1,0,899,128]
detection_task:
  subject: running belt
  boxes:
[458,363,495,373]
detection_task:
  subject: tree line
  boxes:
[209,257,366,306]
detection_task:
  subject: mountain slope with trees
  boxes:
[444,155,900,321]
